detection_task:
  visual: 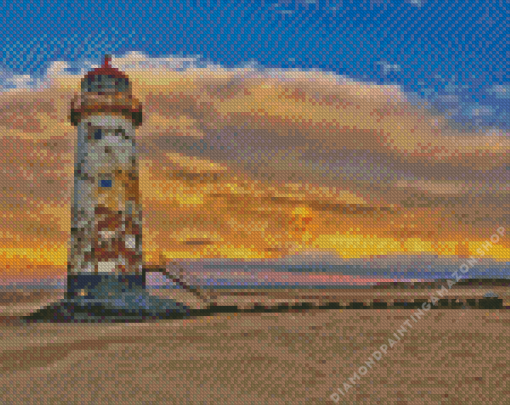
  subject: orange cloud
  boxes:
[0,59,508,279]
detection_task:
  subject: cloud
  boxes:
[0,68,44,91]
[112,51,198,72]
[376,61,401,75]
[468,106,495,118]
[45,61,72,78]
[407,0,424,6]
[0,52,508,276]
[488,85,510,99]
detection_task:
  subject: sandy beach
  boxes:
[0,285,508,404]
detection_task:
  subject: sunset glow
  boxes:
[0,54,508,281]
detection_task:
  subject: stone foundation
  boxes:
[66,274,146,299]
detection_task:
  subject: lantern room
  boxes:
[70,54,143,127]
[81,54,131,94]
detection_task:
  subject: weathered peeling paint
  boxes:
[68,83,144,277]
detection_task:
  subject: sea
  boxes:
[2,259,509,290]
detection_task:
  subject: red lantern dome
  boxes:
[83,54,129,80]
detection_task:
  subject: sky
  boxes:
[0,0,508,284]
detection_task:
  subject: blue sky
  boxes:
[0,0,508,131]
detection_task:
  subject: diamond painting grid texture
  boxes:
[0,0,509,404]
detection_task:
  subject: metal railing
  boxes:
[143,263,211,304]
[69,92,143,126]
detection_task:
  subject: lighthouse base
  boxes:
[25,274,190,323]
[65,274,147,299]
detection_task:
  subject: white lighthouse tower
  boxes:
[66,54,146,298]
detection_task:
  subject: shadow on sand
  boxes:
[20,297,505,324]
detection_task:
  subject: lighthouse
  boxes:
[28,55,189,322]
[67,54,145,295]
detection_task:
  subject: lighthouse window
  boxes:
[115,128,126,136]
[82,76,129,92]
[99,179,112,188]
[94,129,102,140]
